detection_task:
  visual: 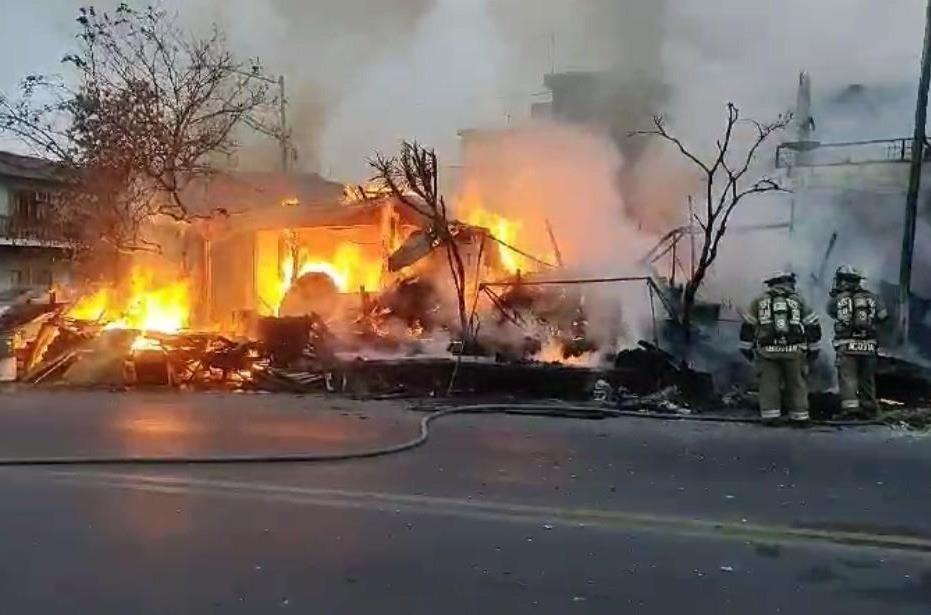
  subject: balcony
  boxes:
[775,137,931,169]
[0,213,79,248]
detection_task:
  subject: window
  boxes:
[7,190,62,240]
[12,190,55,222]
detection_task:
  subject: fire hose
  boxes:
[0,403,882,467]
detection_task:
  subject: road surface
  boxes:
[0,391,929,613]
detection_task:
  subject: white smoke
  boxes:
[662,0,925,139]
[178,0,667,179]
[653,0,929,313]
[456,122,660,348]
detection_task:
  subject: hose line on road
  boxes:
[0,404,882,467]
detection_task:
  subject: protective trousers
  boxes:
[836,352,878,415]
[755,354,809,421]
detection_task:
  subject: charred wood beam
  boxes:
[545,219,564,269]
[482,286,527,328]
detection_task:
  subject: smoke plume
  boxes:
[457,123,659,347]
[172,0,670,179]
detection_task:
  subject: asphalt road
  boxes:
[0,391,929,614]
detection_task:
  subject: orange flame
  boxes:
[463,207,524,274]
[279,242,382,303]
[67,287,112,322]
[67,266,191,334]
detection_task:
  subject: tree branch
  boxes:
[638,103,791,336]
[0,4,273,255]
[369,141,470,339]
[632,115,712,174]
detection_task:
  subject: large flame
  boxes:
[463,206,524,274]
[67,288,112,322]
[67,266,191,334]
[276,241,383,311]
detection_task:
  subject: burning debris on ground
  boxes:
[0,209,727,412]
[0,269,739,416]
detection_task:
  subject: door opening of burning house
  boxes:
[256,226,387,319]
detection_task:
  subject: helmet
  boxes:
[763,271,796,286]
[835,265,864,282]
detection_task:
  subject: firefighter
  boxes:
[740,272,822,422]
[826,265,888,416]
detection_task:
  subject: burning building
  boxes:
[14,113,663,391]
[55,161,541,344]
[190,172,411,327]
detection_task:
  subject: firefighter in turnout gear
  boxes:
[740,272,822,422]
[826,266,888,416]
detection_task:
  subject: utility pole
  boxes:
[898,0,931,343]
[278,75,289,174]
[549,32,556,74]
[231,69,291,174]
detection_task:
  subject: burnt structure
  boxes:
[182,171,411,329]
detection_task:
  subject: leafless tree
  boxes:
[0,4,274,253]
[636,102,792,337]
[369,142,470,341]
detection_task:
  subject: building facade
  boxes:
[0,151,76,293]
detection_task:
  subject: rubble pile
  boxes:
[21,323,264,389]
[1,286,722,411]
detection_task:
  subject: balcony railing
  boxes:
[775,137,931,169]
[0,214,80,246]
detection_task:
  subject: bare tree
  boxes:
[0,4,274,253]
[369,142,470,341]
[636,102,792,336]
